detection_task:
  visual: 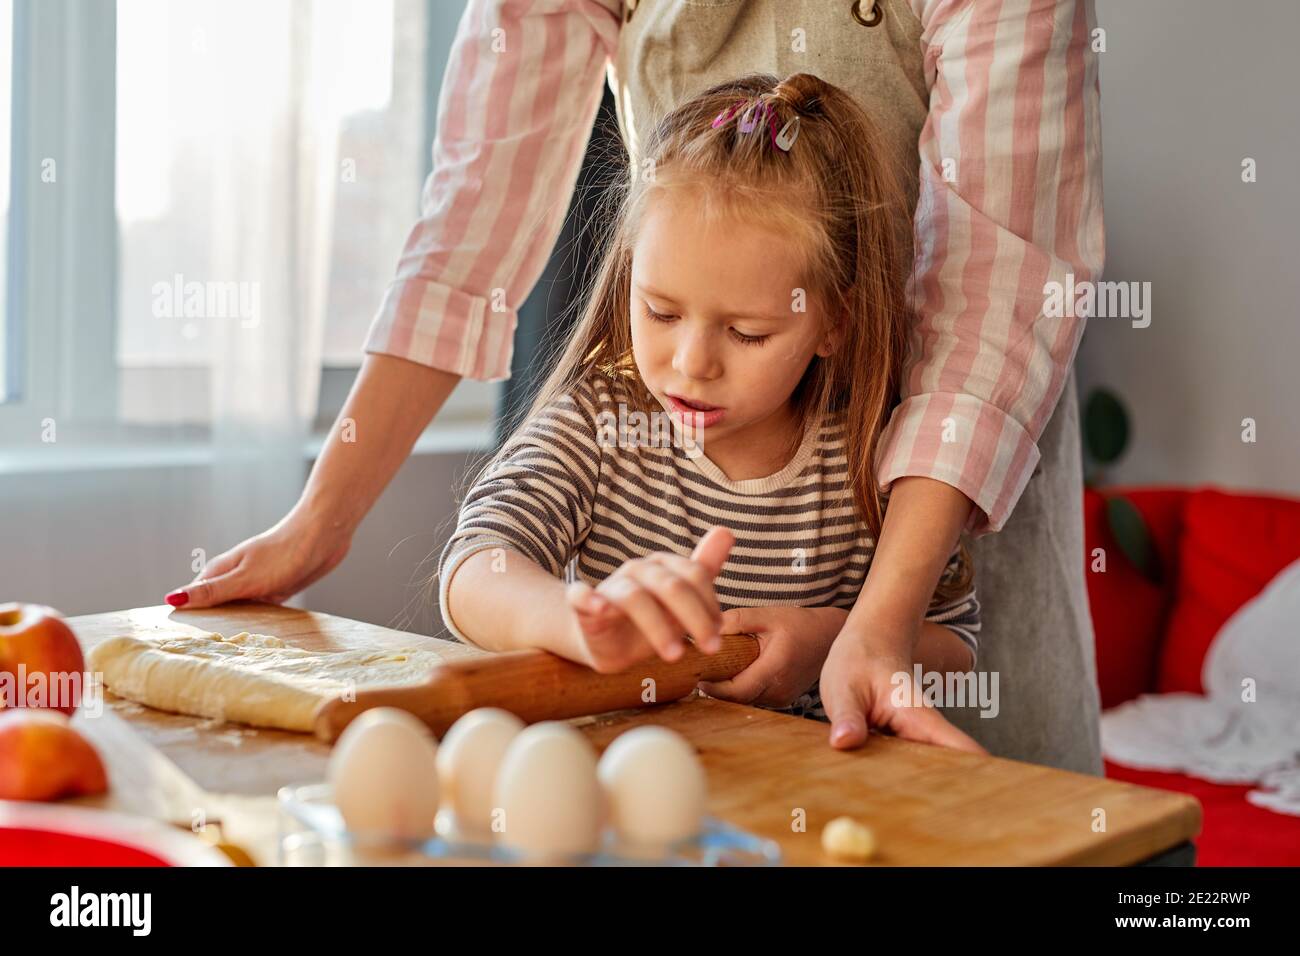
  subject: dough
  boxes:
[87,631,446,733]
[821,816,877,862]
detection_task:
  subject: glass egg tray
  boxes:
[277,783,781,867]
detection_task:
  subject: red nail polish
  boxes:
[165,590,189,607]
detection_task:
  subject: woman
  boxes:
[164,0,1105,774]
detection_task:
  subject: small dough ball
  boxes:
[821,816,876,862]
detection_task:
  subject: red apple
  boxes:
[0,603,87,715]
[0,709,108,801]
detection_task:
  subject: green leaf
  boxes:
[1106,495,1162,584]
[1084,389,1129,465]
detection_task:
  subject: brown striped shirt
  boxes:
[438,371,980,714]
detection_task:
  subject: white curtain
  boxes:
[201,1,341,559]
[112,0,365,587]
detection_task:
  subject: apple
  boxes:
[0,709,108,801]
[0,603,86,715]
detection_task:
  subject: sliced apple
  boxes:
[0,709,108,801]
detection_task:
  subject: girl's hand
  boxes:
[697,606,848,708]
[819,621,987,754]
[563,526,734,674]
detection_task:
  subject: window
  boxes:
[115,0,444,430]
[0,0,497,450]
[115,0,428,374]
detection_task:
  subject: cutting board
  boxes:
[68,602,1203,866]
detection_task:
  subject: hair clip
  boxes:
[712,96,798,153]
[774,114,801,151]
[711,100,746,128]
[738,100,767,134]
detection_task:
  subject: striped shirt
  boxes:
[437,371,982,697]
[363,0,1105,536]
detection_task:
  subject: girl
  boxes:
[435,72,980,730]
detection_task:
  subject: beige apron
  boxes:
[607,0,1103,775]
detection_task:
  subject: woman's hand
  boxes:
[164,505,353,609]
[563,526,734,673]
[696,605,848,708]
[819,617,987,755]
[164,356,464,611]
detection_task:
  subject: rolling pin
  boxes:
[312,632,759,742]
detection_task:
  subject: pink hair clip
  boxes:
[711,100,747,128]
[711,96,799,152]
[738,100,767,133]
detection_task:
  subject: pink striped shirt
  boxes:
[363,0,1104,535]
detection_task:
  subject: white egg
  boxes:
[328,707,440,842]
[597,725,706,849]
[493,721,602,858]
[435,707,525,835]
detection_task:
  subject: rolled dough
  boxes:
[87,631,446,733]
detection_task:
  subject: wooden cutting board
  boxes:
[68,602,1202,866]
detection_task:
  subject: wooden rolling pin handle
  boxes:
[312,632,759,743]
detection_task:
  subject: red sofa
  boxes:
[1083,485,1300,866]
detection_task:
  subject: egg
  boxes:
[435,707,525,836]
[493,721,602,858]
[328,707,440,843]
[596,725,706,849]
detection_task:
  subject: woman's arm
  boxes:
[170,354,460,608]
[819,476,975,747]
[875,0,1104,535]
[816,609,974,677]
[849,476,973,658]
[819,0,1102,749]
[167,0,621,608]
[362,0,622,380]
[302,354,461,536]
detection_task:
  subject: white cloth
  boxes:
[1101,557,1300,816]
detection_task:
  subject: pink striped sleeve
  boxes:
[363,0,622,381]
[882,0,1105,534]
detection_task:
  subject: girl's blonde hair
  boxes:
[422,71,971,619]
